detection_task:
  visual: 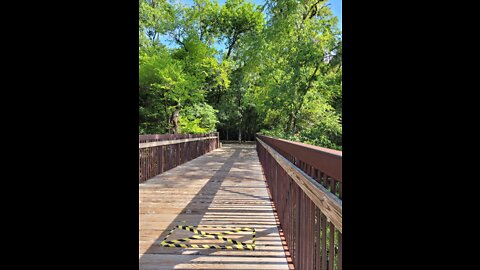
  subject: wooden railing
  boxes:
[256,134,342,270]
[139,133,220,183]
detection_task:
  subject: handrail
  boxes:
[257,137,342,232]
[139,136,218,149]
[257,134,342,181]
[139,132,218,143]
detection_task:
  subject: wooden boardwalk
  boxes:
[139,144,290,270]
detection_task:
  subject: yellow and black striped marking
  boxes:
[159,225,256,250]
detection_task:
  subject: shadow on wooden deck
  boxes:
[139,144,289,269]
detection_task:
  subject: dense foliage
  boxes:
[139,0,342,150]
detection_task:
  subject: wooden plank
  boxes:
[140,254,290,269]
[139,136,218,149]
[140,249,289,257]
[257,138,342,233]
[141,254,288,263]
[140,263,289,270]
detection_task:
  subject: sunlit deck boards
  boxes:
[139,144,290,270]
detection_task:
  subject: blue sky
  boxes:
[329,0,342,29]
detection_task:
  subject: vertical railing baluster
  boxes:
[321,212,328,270]
[315,208,321,270]
[329,223,335,270]
[337,230,342,270]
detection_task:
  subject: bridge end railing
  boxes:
[139,132,220,183]
[256,134,342,270]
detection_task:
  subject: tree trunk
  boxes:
[285,112,295,132]
[226,126,229,140]
[169,108,180,134]
[292,115,298,133]
[238,126,242,142]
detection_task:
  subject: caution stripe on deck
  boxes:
[159,225,256,250]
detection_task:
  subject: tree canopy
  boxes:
[139,0,342,150]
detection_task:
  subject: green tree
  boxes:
[138,0,342,149]
[252,0,342,149]
[180,103,219,133]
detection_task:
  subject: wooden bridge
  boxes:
[139,133,342,270]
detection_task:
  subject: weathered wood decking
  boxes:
[139,144,290,270]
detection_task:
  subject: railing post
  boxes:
[215,132,220,148]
